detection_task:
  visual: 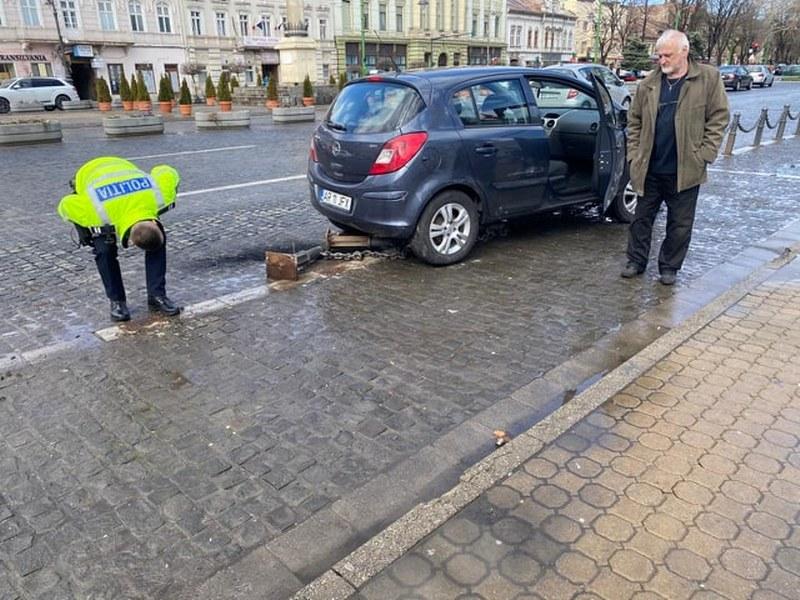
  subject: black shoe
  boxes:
[660,270,677,286]
[110,300,130,322]
[621,262,645,278]
[148,295,181,316]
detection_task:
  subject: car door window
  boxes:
[16,79,32,89]
[33,78,52,87]
[528,79,597,110]
[453,79,530,127]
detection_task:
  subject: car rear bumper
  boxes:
[308,165,418,239]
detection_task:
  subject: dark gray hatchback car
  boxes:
[309,67,634,265]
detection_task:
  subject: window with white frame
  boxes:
[378,5,385,30]
[60,0,78,29]
[156,2,171,33]
[0,4,4,26]
[435,0,442,30]
[129,0,144,31]
[450,0,456,31]
[258,14,270,36]
[190,10,202,35]
[238,13,248,36]
[215,11,226,35]
[318,18,326,39]
[395,4,403,32]
[97,0,116,30]
[21,0,41,26]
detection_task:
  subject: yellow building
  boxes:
[336,0,507,78]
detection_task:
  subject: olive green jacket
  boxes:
[627,60,730,195]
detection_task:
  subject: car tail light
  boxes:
[369,132,428,175]
[309,139,318,162]
[566,88,578,100]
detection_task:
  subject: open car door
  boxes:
[589,73,625,213]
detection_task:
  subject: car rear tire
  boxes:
[733,81,740,91]
[0,98,9,114]
[44,105,56,111]
[55,95,70,110]
[607,179,637,223]
[410,190,478,266]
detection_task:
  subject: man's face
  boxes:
[657,40,688,76]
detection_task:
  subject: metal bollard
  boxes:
[752,108,768,148]
[723,112,740,156]
[775,105,790,141]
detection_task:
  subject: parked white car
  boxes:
[542,63,633,108]
[0,77,80,113]
[746,65,775,88]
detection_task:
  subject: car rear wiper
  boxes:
[326,120,347,131]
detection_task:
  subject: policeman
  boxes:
[58,156,181,322]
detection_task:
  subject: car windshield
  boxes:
[0,79,18,88]
[719,66,736,73]
[746,66,762,72]
[326,81,424,134]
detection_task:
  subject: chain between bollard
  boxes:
[321,248,408,261]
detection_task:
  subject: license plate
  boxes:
[319,188,352,211]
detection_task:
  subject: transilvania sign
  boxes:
[0,54,48,61]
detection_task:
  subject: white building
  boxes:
[506,0,575,66]
[0,0,337,100]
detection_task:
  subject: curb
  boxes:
[292,225,800,599]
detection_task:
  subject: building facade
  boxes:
[335,0,507,80]
[506,0,575,66]
[0,0,337,99]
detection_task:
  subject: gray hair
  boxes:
[655,29,689,52]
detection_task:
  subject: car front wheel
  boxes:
[0,98,9,114]
[607,179,637,223]
[410,190,478,265]
[733,81,740,91]
[55,94,70,110]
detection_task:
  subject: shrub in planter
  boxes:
[266,76,279,109]
[257,73,263,87]
[329,74,336,85]
[205,75,216,105]
[157,75,173,113]
[178,78,192,116]
[230,75,240,89]
[95,77,112,111]
[302,74,314,106]
[217,74,232,112]
[129,74,139,106]
[136,71,151,110]
[338,72,347,90]
[120,75,134,110]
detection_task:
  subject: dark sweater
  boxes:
[649,74,686,175]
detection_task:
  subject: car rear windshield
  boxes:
[326,81,424,134]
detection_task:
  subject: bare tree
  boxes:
[701,0,753,63]
[767,0,800,63]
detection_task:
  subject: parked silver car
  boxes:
[542,63,633,108]
[746,65,774,87]
[0,77,79,113]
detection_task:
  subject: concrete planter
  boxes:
[62,99,93,111]
[272,106,315,123]
[195,110,251,129]
[0,120,62,145]
[103,114,164,137]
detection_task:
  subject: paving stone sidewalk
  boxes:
[354,265,800,600]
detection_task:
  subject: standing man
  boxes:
[58,156,182,322]
[621,29,730,285]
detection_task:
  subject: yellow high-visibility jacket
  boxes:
[58,156,180,243]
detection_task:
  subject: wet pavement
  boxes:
[0,115,798,599]
[355,260,800,600]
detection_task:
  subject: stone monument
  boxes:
[276,0,317,86]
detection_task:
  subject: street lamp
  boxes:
[44,0,72,81]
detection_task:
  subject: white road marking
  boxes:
[127,145,257,160]
[709,167,800,180]
[0,339,86,371]
[177,174,306,197]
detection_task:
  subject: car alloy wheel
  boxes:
[733,81,740,91]
[607,179,637,223]
[430,203,471,254]
[55,94,70,110]
[0,98,9,114]
[410,190,479,265]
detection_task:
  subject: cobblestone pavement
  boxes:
[0,129,797,599]
[359,270,800,600]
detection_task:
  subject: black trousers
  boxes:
[89,231,167,302]
[626,172,700,273]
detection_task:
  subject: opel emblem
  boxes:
[331,141,342,156]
